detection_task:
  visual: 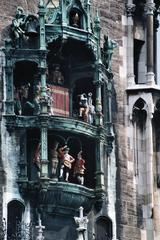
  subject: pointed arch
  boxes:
[67,0,87,29]
[7,200,25,239]
[95,216,113,240]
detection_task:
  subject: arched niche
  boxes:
[7,200,25,239]
[69,8,83,29]
[72,77,95,124]
[13,60,39,116]
[95,216,113,240]
[132,98,148,176]
[48,131,96,188]
[67,0,87,30]
[153,99,160,187]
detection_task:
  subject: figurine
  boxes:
[50,64,64,85]
[12,7,26,47]
[71,12,80,28]
[102,35,118,71]
[74,151,86,185]
[78,92,95,123]
[33,143,41,175]
[14,87,22,115]
[50,141,59,178]
[78,93,89,122]
[87,93,95,124]
[58,145,75,182]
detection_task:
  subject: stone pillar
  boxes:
[95,138,105,194]
[4,45,14,115]
[94,79,103,126]
[126,1,135,86]
[40,127,48,179]
[18,129,28,181]
[145,114,154,240]
[106,79,113,134]
[145,1,155,85]
[86,0,91,32]
[38,0,46,50]
[74,206,88,240]
[154,14,159,84]
[61,0,67,27]
[39,63,48,115]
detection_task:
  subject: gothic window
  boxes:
[153,99,160,188]
[134,39,145,84]
[7,200,25,239]
[132,98,147,176]
[96,217,113,240]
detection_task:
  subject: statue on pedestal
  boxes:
[58,145,75,182]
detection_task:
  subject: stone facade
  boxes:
[0,0,160,240]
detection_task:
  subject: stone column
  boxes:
[94,79,103,126]
[39,64,48,115]
[145,114,154,239]
[38,0,46,50]
[154,14,159,84]
[18,129,28,181]
[95,136,105,206]
[61,0,67,27]
[40,127,49,179]
[4,44,14,115]
[126,1,136,86]
[145,1,155,85]
[86,0,91,32]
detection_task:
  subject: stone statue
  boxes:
[12,7,26,46]
[50,64,64,85]
[58,145,75,182]
[74,151,86,185]
[102,35,118,71]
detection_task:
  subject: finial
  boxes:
[94,10,100,24]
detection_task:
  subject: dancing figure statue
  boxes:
[74,151,86,185]
[78,92,95,124]
[58,145,75,182]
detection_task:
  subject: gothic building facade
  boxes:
[0,0,160,240]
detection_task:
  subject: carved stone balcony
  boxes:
[38,181,95,215]
[4,115,102,138]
